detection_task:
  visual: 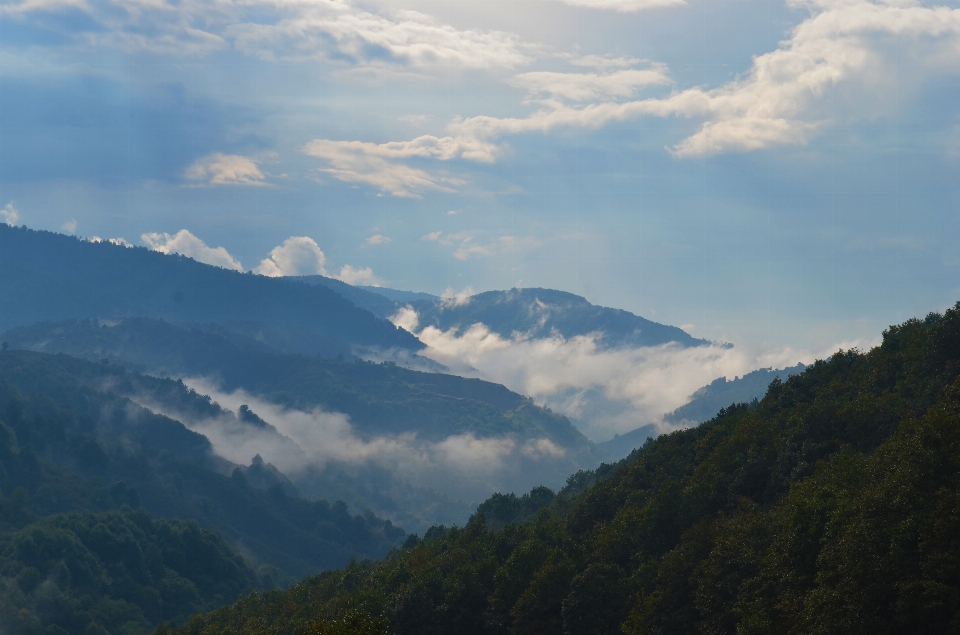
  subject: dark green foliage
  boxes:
[409,288,708,349]
[0,350,406,581]
[0,225,421,356]
[0,509,261,634]
[165,304,960,635]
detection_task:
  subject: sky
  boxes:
[1,0,959,351]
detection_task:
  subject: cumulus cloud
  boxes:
[254,235,383,284]
[391,312,876,441]
[421,231,443,242]
[254,236,327,277]
[61,219,77,234]
[1,202,19,226]
[185,153,269,187]
[366,234,391,245]
[142,229,244,271]
[1,0,530,69]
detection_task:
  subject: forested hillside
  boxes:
[2,318,602,521]
[166,304,960,635]
[0,350,405,581]
[0,225,421,357]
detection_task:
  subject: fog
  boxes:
[392,309,877,441]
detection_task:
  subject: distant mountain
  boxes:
[664,363,806,425]
[361,286,439,304]
[2,318,604,526]
[0,225,421,357]
[596,364,807,462]
[596,423,658,462]
[409,288,708,349]
[293,275,404,320]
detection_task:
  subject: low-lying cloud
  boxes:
[142,229,245,271]
[392,311,877,441]
[170,379,568,504]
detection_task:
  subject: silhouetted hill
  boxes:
[409,288,709,349]
[0,225,421,356]
[596,423,658,461]
[164,304,960,635]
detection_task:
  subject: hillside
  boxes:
[1,318,604,524]
[409,288,709,349]
[0,225,421,357]
[0,349,405,581]
[164,303,960,635]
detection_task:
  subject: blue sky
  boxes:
[1,0,959,351]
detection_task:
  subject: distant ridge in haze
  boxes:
[408,288,709,349]
[0,225,421,356]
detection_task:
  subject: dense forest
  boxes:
[164,303,960,635]
[0,348,407,634]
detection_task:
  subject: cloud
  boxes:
[254,235,382,284]
[90,236,132,247]
[421,231,443,241]
[301,138,465,198]
[1,202,19,226]
[185,153,268,187]
[510,66,671,102]
[553,0,687,12]
[254,236,327,277]
[366,234,392,245]
[2,0,530,69]
[392,311,877,440]
[336,264,382,285]
[142,229,244,271]
[302,0,960,196]
[168,379,571,503]
[439,286,475,308]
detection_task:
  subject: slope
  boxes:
[165,303,960,635]
[0,225,421,357]
[409,288,709,349]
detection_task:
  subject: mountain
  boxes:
[164,304,960,635]
[663,363,807,425]
[0,225,421,357]
[0,349,405,582]
[598,364,807,461]
[1,318,604,527]
[408,288,709,349]
[0,509,263,635]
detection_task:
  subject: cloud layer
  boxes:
[392,310,877,441]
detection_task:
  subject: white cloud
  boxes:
[391,311,877,440]
[421,231,443,241]
[61,219,77,234]
[90,236,132,247]
[2,0,530,69]
[185,153,268,187]
[511,66,671,101]
[553,0,687,12]
[142,229,244,271]
[336,264,382,285]
[254,235,382,284]
[423,231,542,261]
[440,286,475,308]
[302,0,960,197]
[301,138,465,198]
[366,233,392,245]
[390,305,420,332]
[0,202,19,226]
[254,236,326,277]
